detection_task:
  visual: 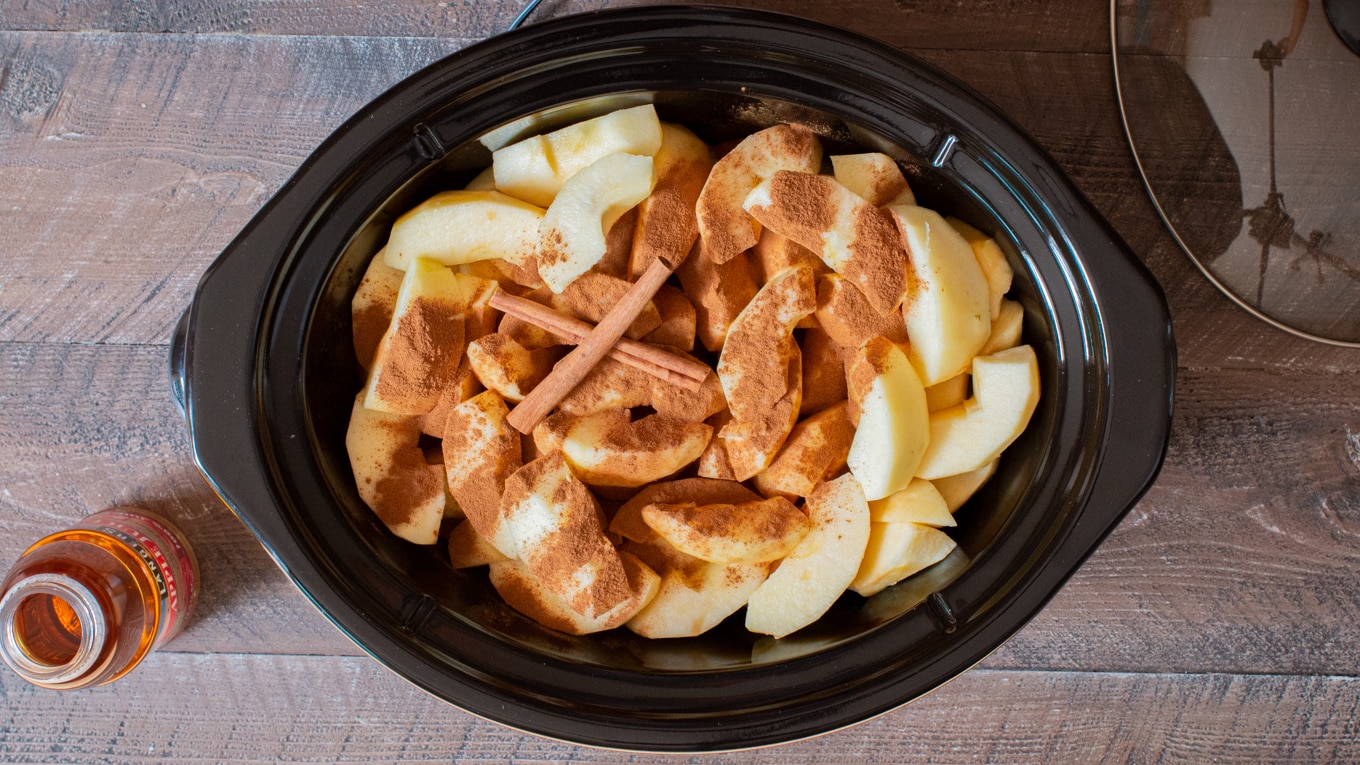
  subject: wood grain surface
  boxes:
[1,0,1358,761]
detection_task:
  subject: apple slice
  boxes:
[624,538,770,639]
[538,152,656,292]
[715,265,817,479]
[814,273,910,350]
[489,551,660,635]
[345,396,445,545]
[447,519,511,568]
[465,333,563,403]
[641,497,811,564]
[642,285,697,351]
[462,166,497,191]
[696,124,823,263]
[499,452,633,619]
[868,479,955,527]
[831,153,916,206]
[551,271,662,340]
[745,473,872,638]
[559,410,712,488]
[890,204,991,385]
[441,390,523,558]
[745,171,910,314]
[752,228,828,285]
[850,522,957,597]
[924,373,968,413]
[932,460,998,512]
[417,358,482,438]
[352,249,404,371]
[915,345,1040,480]
[696,409,738,480]
[609,477,761,543]
[362,258,467,415]
[493,104,662,208]
[946,216,1013,321]
[383,190,544,271]
[629,123,712,278]
[753,401,856,501]
[846,336,930,501]
[978,298,1024,357]
[799,326,849,417]
[675,240,760,352]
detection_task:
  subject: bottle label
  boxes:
[79,510,198,647]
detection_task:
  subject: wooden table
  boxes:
[2,1,1357,761]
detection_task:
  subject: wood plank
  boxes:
[4,342,1359,674]
[0,0,1114,54]
[0,658,1357,762]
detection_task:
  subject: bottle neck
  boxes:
[0,572,109,686]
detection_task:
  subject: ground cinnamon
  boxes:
[372,296,467,414]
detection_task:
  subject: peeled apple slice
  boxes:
[846,336,931,502]
[538,152,656,293]
[383,190,544,271]
[915,345,1041,480]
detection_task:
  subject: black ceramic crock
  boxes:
[169,6,1174,752]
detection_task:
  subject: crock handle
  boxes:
[168,306,191,421]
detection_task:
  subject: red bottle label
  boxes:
[79,510,198,647]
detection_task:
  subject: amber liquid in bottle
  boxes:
[0,508,198,690]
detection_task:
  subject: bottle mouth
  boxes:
[0,573,107,685]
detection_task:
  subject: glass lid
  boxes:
[1113,0,1360,346]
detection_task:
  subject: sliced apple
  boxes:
[462,166,497,191]
[624,538,770,639]
[642,285,697,351]
[814,272,910,350]
[978,297,1024,357]
[850,522,957,597]
[447,519,511,568]
[947,216,1013,321]
[345,396,444,545]
[715,266,817,479]
[846,336,930,501]
[538,152,656,292]
[745,473,872,638]
[594,206,636,279]
[493,104,662,208]
[798,326,849,417]
[417,358,482,438]
[932,460,998,512]
[752,228,828,284]
[441,390,523,558]
[551,271,662,340]
[362,258,468,415]
[696,409,738,480]
[609,477,760,543]
[465,333,562,403]
[890,204,991,385]
[559,410,712,488]
[696,124,823,263]
[868,479,955,527]
[629,123,712,278]
[674,240,760,352]
[556,358,655,416]
[745,171,910,314]
[352,249,404,371]
[383,190,544,271]
[489,551,659,635]
[641,497,811,564]
[753,401,855,501]
[915,344,1040,480]
[924,373,968,413]
[449,272,501,341]
[647,347,726,423]
[831,153,916,207]
[499,452,633,619]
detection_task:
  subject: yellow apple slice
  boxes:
[538,152,656,293]
[345,396,444,545]
[846,336,930,501]
[465,334,562,403]
[799,326,849,417]
[831,153,916,206]
[868,479,955,527]
[752,228,828,284]
[915,345,1040,480]
[362,258,467,415]
[696,124,823,263]
[489,551,660,635]
[624,538,770,639]
[383,190,544,271]
[814,272,910,350]
[640,497,811,564]
[628,123,712,278]
[492,104,662,208]
[609,477,760,543]
[675,240,760,352]
[890,204,992,385]
[550,271,662,340]
[932,460,998,512]
[417,358,482,439]
[745,473,872,638]
[850,522,958,597]
[978,297,1024,357]
[745,171,910,315]
[442,390,523,558]
[946,216,1013,321]
[559,410,712,488]
[753,401,856,501]
[352,249,404,372]
[447,519,511,568]
[499,452,633,619]
[924,373,968,413]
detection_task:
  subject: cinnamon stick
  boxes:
[489,291,709,389]
[506,258,678,433]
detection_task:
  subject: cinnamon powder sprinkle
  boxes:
[373,297,466,413]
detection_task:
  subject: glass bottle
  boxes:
[0,507,199,689]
